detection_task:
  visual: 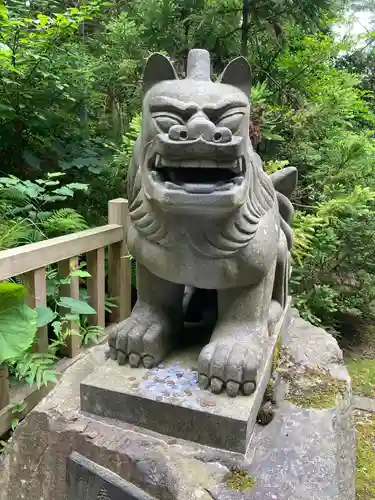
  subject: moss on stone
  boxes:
[346,358,375,398]
[265,335,282,400]
[226,466,256,492]
[356,413,375,500]
[283,366,347,409]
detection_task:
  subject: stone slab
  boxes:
[80,309,289,453]
[352,395,375,413]
[67,451,156,499]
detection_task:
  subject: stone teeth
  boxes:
[150,170,161,182]
[164,181,180,190]
[231,158,242,174]
[155,154,161,168]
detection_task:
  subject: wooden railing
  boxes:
[0,198,132,435]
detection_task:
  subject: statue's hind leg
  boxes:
[108,263,184,368]
[269,230,289,333]
[198,262,276,398]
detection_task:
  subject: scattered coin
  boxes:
[199,397,216,408]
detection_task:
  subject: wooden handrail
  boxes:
[0,224,123,281]
[0,199,132,421]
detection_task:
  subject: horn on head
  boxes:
[186,49,211,81]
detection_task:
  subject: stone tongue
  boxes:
[161,159,220,169]
[183,183,218,194]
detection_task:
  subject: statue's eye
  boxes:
[217,111,245,132]
[153,113,184,132]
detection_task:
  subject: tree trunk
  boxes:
[241,0,250,57]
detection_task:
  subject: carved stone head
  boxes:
[139,49,253,215]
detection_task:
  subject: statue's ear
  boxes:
[143,53,178,93]
[218,56,252,97]
[270,167,298,199]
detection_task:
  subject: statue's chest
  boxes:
[127,211,279,289]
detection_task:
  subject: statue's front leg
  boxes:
[109,263,184,368]
[198,263,276,397]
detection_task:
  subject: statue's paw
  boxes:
[108,312,171,368]
[198,340,262,397]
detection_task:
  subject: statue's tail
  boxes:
[269,166,298,250]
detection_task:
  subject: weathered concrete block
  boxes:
[0,310,355,500]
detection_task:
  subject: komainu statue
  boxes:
[109,49,297,398]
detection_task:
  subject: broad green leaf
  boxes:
[70,269,91,278]
[88,165,103,174]
[0,300,37,363]
[0,103,14,112]
[47,172,65,178]
[66,183,88,191]
[23,151,40,169]
[35,306,56,327]
[53,186,74,197]
[64,313,80,322]
[43,195,67,203]
[58,297,96,315]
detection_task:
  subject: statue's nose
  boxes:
[168,117,232,143]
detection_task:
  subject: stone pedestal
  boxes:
[80,320,285,453]
[0,309,355,500]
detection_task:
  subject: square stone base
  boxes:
[80,310,289,453]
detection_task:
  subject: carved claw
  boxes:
[210,377,223,394]
[199,374,210,389]
[117,351,127,365]
[198,335,263,397]
[142,355,155,368]
[107,305,175,370]
[129,353,141,367]
[243,381,256,395]
[226,380,241,398]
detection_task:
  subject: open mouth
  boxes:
[148,155,246,194]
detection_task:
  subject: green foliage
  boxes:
[356,413,375,500]
[10,352,58,388]
[0,282,36,364]
[346,358,375,398]
[0,172,88,248]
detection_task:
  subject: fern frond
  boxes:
[0,219,33,250]
[41,209,88,237]
[12,352,58,389]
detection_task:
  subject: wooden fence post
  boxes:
[24,267,49,353]
[58,257,81,358]
[0,365,9,411]
[87,247,105,328]
[108,199,132,323]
